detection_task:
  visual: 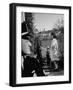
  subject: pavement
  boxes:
[43,69,64,76]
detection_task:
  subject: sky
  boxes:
[21,12,64,32]
[33,13,64,31]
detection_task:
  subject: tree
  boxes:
[25,12,34,34]
[53,18,64,30]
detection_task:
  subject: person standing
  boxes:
[21,21,44,77]
[46,47,51,68]
[50,33,59,71]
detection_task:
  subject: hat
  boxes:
[21,32,29,36]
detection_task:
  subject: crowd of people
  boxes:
[21,21,63,77]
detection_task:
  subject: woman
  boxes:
[50,33,59,70]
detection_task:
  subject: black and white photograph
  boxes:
[21,12,64,77]
[10,3,71,87]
